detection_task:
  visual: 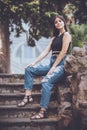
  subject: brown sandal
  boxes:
[30,110,48,120]
[17,95,33,107]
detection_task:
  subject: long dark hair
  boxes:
[52,15,68,37]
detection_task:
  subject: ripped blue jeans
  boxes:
[24,56,66,108]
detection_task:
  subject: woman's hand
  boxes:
[25,62,36,68]
[42,66,56,82]
[29,62,36,67]
[47,66,55,75]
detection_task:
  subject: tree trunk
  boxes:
[0,21,10,73]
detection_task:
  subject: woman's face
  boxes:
[54,17,65,30]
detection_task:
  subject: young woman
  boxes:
[18,15,72,120]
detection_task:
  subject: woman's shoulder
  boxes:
[50,36,56,42]
[51,36,55,40]
[63,32,72,43]
[64,31,71,36]
[63,32,71,39]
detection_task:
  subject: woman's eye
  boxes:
[59,20,62,22]
[55,20,62,24]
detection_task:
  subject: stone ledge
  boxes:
[0,91,56,99]
[0,117,58,126]
[0,102,57,110]
[0,74,24,78]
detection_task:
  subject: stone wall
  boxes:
[63,42,87,129]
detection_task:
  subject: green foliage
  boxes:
[69,24,87,47]
[72,0,87,24]
[0,0,87,47]
[45,11,58,18]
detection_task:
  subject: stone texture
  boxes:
[0,42,87,130]
[64,42,87,128]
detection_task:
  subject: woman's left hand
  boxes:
[47,66,55,75]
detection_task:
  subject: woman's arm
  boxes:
[29,38,53,67]
[48,32,72,74]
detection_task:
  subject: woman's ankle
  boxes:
[40,108,47,112]
[25,90,32,96]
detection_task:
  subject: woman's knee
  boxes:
[25,66,32,74]
[41,80,53,92]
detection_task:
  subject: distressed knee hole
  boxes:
[54,66,63,73]
[41,78,48,83]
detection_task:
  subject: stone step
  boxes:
[0,74,24,83]
[0,116,58,130]
[0,74,42,84]
[0,74,59,130]
[0,82,42,94]
[0,102,58,118]
[0,92,57,105]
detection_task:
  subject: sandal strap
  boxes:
[19,96,29,104]
[18,95,33,107]
[38,111,45,118]
[31,112,43,119]
[40,110,48,118]
[23,95,29,101]
[30,110,48,120]
[24,95,33,102]
[28,95,33,102]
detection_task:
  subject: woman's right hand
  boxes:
[25,62,36,68]
[29,62,36,67]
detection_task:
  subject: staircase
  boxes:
[0,74,58,130]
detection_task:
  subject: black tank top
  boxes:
[51,33,64,52]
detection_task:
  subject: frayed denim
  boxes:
[24,56,66,108]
